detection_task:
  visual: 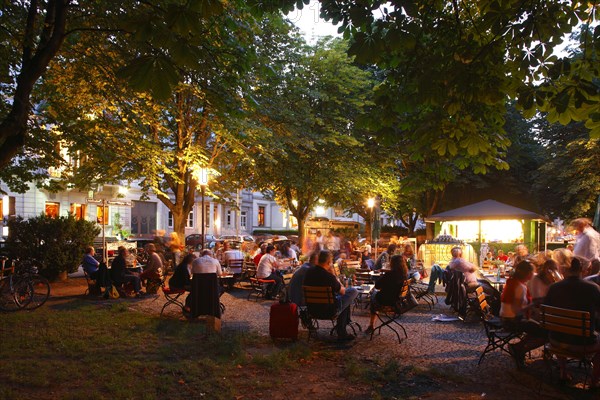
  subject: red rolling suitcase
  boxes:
[269,301,299,340]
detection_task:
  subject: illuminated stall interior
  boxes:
[423,200,549,269]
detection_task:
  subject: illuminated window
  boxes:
[96,205,107,225]
[258,206,265,227]
[45,202,60,218]
[70,203,86,220]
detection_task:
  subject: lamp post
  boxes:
[367,197,375,254]
[197,167,209,250]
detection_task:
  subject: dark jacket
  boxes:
[169,262,191,290]
[110,255,127,285]
[375,269,405,306]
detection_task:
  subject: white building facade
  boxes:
[0,180,365,240]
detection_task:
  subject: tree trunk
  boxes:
[0,1,68,167]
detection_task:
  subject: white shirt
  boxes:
[500,281,527,318]
[191,255,222,275]
[257,254,278,279]
[574,227,600,261]
[224,249,244,263]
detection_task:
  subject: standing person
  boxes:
[140,243,163,282]
[572,218,600,262]
[501,261,546,367]
[303,250,359,341]
[256,245,283,299]
[448,246,478,291]
[544,256,600,386]
[168,232,184,266]
[315,231,324,247]
[110,246,144,298]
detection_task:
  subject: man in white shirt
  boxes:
[192,250,222,275]
[572,218,600,262]
[257,244,283,299]
[448,246,478,289]
[223,241,245,272]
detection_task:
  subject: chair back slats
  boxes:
[303,285,337,319]
[540,305,593,338]
[400,281,410,298]
[345,260,361,269]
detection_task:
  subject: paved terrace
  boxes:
[47,276,596,400]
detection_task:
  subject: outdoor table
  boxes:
[218,274,236,291]
[482,274,506,292]
[353,284,375,310]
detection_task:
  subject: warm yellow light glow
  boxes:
[367,198,375,208]
[315,206,325,215]
[440,220,524,242]
[2,195,8,216]
[292,199,298,207]
[117,186,128,196]
[192,166,209,186]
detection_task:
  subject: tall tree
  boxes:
[31,4,286,239]
[247,37,377,246]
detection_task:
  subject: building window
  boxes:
[240,211,247,230]
[45,202,60,218]
[70,203,86,220]
[258,206,265,227]
[168,211,194,228]
[226,210,232,226]
[96,205,107,224]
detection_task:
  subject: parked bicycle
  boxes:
[0,257,50,312]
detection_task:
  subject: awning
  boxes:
[425,199,549,222]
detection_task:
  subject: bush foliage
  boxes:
[7,214,100,279]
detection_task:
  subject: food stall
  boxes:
[424,199,549,268]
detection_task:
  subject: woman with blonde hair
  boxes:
[552,247,573,276]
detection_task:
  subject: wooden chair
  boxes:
[539,304,596,388]
[345,260,361,270]
[247,277,276,301]
[475,286,521,364]
[303,285,360,340]
[369,280,415,343]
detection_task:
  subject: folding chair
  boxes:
[540,305,596,388]
[369,280,415,344]
[410,281,437,310]
[475,286,521,364]
[160,284,187,317]
[303,285,360,340]
[247,277,276,301]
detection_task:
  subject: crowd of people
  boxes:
[447,218,600,387]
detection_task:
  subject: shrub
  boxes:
[7,214,101,280]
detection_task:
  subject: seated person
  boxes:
[448,246,478,291]
[192,250,222,275]
[140,243,163,282]
[303,250,358,341]
[110,246,144,298]
[169,254,196,290]
[256,245,283,299]
[374,244,397,270]
[500,261,546,367]
[82,246,100,280]
[223,241,244,274]
[545,256,600,386]
[529,259,562,303]
[361,248,375,270]
[288,252,318,307]
[365,254,412,334]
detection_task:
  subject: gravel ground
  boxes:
[50,277,595,400]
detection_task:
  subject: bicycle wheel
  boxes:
[23,274,50,310]
[0,277,30,311]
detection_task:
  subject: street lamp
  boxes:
[367,197,375,252]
